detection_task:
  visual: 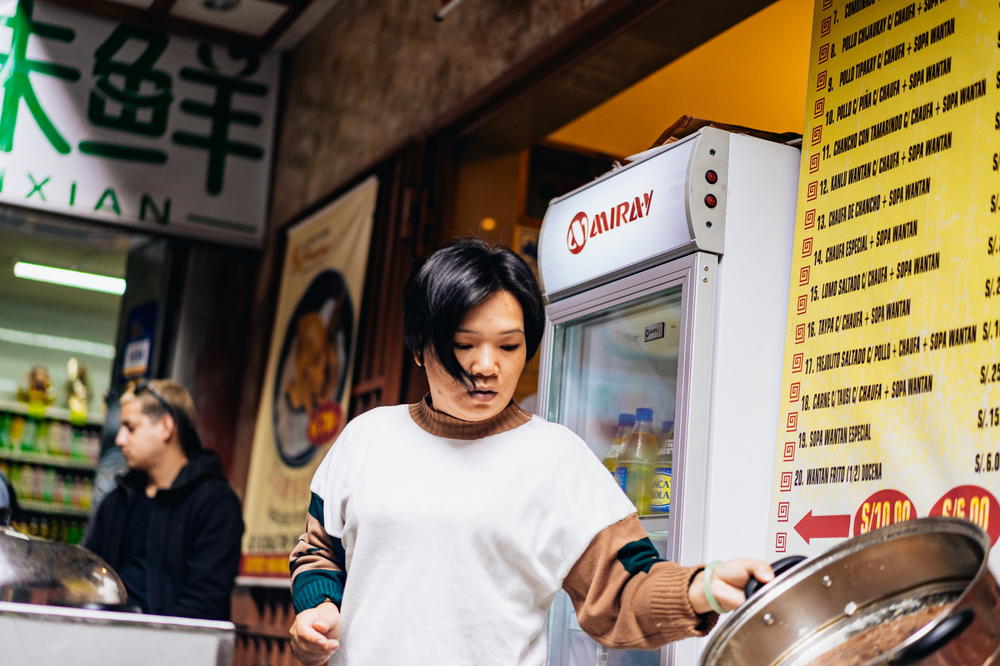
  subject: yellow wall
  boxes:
[549,0,814,157]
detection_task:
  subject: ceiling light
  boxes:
[13,261,126,295]
[0,326,116,359]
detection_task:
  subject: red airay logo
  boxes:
[566,189,655,255]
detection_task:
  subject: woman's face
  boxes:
[423,290,527,422]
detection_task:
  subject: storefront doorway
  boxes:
[0,207,140,543]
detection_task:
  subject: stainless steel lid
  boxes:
[700,517,990,666]
[0,526,127,608]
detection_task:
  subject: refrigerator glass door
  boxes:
[547,286,682,467]
[541,253,718,666]
[545,287,683,666]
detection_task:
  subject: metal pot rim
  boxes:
[701,517,990,664]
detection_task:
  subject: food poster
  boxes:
[768,0,1000,564]
[240,177,377,578]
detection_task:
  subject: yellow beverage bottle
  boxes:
[603,412,635,477]
[615,408,657,514]
[650,420,674,515]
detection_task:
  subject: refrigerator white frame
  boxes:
[536,129,800,666]
[539,251,720,666]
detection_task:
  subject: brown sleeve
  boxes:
[562,513,718,649]
[289,513,345,577]
[288,513,346,612]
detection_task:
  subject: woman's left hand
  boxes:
[688,559,774,614]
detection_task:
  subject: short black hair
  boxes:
[404,238,545,386]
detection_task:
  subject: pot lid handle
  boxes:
[744,555,807,599]
[889,608,974,665]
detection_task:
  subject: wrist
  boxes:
[688,569,710,614]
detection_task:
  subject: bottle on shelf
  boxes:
[20,418,37,453]
[85,430,100,464]
[9,416,25,451]
[0,413,10,451]
[604,412,636,479]
[19,464,35,500]
[69,428,84,460]
[650,421,674,515]
[41,467,55,503]
[615,408,658,514]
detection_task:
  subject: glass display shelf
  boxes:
[18,499,90,518]
[0,449,97,472]
[0,399,104,427]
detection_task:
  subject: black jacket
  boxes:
[84,451,244,621]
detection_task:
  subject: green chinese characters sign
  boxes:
[0,0,278,246]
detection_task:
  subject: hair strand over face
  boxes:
[403,238,545,387]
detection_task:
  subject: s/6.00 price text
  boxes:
[975,451,1000,473]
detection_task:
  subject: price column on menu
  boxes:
[767,0,1000,560]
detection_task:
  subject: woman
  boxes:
[289,239,772,665]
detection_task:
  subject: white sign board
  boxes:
[0,0,279,247]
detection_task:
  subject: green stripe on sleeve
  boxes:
[616,537,663,576]
[329,535,346,565]
[308,492,325,525]
[292,569,346,613]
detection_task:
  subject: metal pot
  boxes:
[0,526,129,609]
[700,517,1000,665]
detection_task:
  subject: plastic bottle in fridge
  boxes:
[604,412,635,479]
[615,408,657,514]
[650,421,674,515]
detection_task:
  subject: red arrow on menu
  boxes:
[794,510,851,544]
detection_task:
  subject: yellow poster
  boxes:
[240,178,377,578]
[769,0,1000,561]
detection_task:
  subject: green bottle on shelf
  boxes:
[20,418,37,453]
[0,413,10,451]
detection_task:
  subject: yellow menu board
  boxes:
[768,0,1000,561]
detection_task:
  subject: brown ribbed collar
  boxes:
[408,394,532,440]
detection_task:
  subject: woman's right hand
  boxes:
[289,601,341,665]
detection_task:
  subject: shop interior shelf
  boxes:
[638,513,671,532]
[0,399,104,427]
[0,449,97,472]
[18,499,91,517]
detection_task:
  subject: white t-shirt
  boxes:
[309,405,635,665]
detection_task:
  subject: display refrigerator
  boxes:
[536,128,800,666]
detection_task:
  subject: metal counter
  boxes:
[0,600,234,665]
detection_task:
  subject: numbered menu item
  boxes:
[768,0,1000,558]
